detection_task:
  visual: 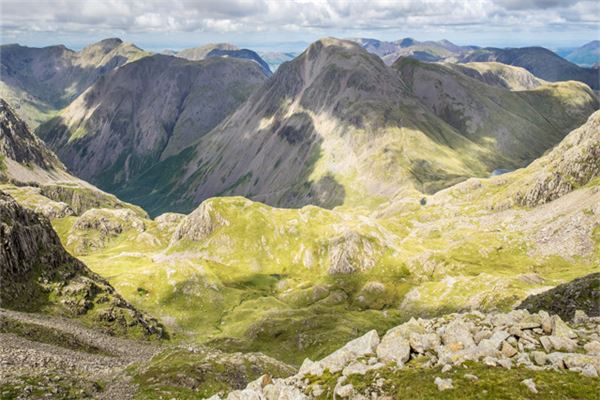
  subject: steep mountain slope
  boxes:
[393,57,598,166]
[561,40,600,67]
[36,54,267,197]
[0,190,163,338]
[119,38,597,216]
[0,98,146,218]
[459,47,599,90]
[0,38,148,127]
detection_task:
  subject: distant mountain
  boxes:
[0,38,148,127]
[351,37,477,64]
[459,47,600,90]
[36,54,267,207]
[175,43,239,60]
[113,38,597,216]
[561,40,600,67]
[173,43,271,76]
[258,51,299,71]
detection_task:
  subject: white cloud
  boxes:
[0,0,596,47]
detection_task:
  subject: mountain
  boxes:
[115,38,597,216]
[174,43,272,76]
[36,54,267,202]
[353,39,599,90]
[352,37,477,65]
[259,51,300,71]
[0,38,148,127]
[459,46,600,90]
[561,41,600,67]
[175,43,239,60]
[1,97,147,219]
[392,57,597,165]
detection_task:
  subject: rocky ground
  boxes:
[219,308,600,399]
[0,308,160,399]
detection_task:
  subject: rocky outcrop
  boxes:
[170,200,230,244]
[66,208,148,254]
[518,273,600,320]
[514,111,600,207]
[0,191,164,338]
[0,99,63,173]
[219,309,600,399]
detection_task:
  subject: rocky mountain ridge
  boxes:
[0,38,148,127]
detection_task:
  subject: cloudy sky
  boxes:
[1,0,598,52]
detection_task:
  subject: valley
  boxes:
[1,30,599,400]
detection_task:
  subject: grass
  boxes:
[305,362,600,400]
[129,347,293,399]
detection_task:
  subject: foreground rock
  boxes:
[217,309,600,399]
[0,191,164,338]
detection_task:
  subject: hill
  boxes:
[562,41,600,67]
[0,38,148,127]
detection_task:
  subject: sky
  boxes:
[0,0,598,52]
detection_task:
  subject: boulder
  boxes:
[317,330,379,373]
[521,379,538,394]
[434,377,453,391]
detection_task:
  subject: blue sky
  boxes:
[1,0,598,52]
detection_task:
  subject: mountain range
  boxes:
[353,37,600,90]
[33,38,598,216]
[1,34,600,399]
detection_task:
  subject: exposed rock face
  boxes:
[0,191,164,338]
[518,273,600,320]
[220,309,600,399]
[514,111,600,207]
[0,99,62,171]
[170,199,230,244]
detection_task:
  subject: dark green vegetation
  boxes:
[0,375,105,400]
[518,273,600,320]
[307,362,600,400]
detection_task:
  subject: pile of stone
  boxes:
[211,309,600,399]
